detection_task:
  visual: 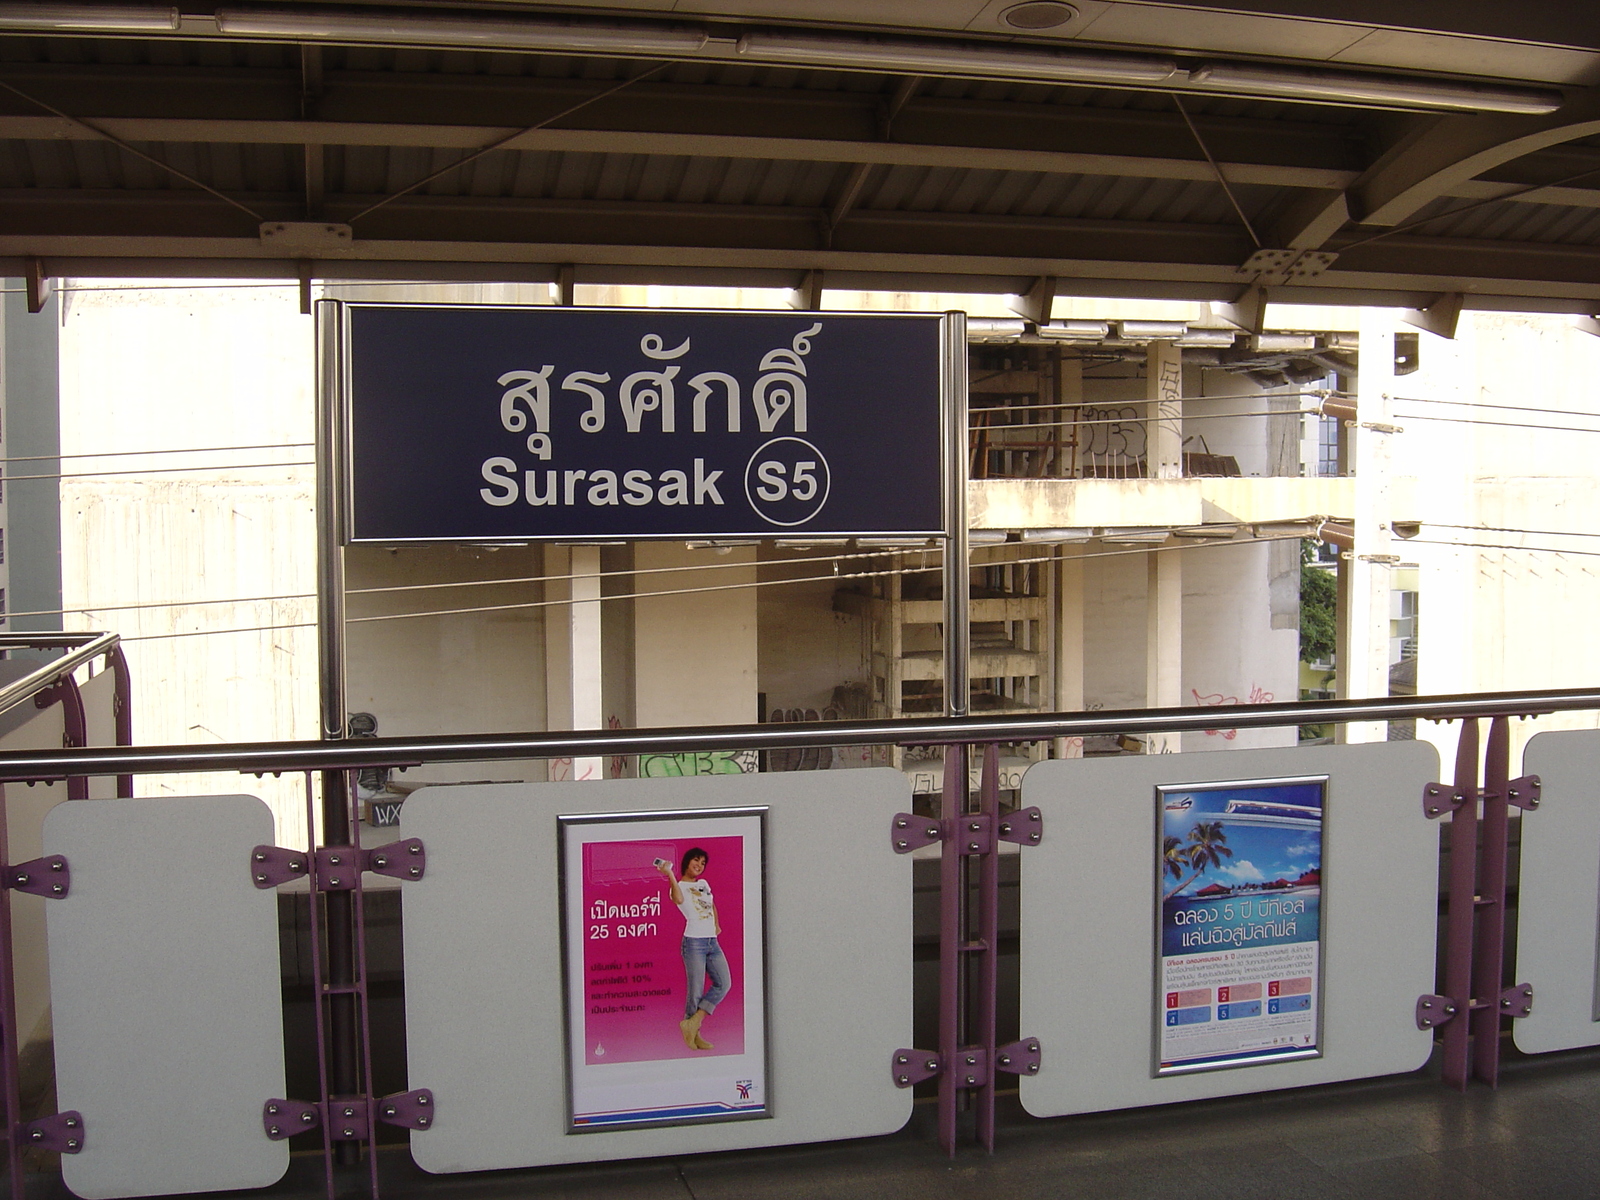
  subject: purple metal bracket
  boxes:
[250,845,308,889]
[890,813,942,854]
[1423,783,1466,819]
[950,1046,988,1088]
[5,855,68,898]
[263,1099,320,1140]
[19,1111,83,1153]
[1499,983,1534,1019]
[890,1050,942,1088]
[326,1097,372,1141]
[954,813,994,856]
[376,1088,434,1130]
[367,839,426,882]
[1502,775,1541,811]
[1416,994,1460,1030]
[315,847,361,891]
[996,1038,1041,1076]
[997,807,1042,846]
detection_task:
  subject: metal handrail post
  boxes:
[1441,719,1480,1090]
[937,744,965,1157]
[941,310,969,723]
[315,297,361,1166]
[107,644,133,798]
[0,784,23,1200]
[0,633,119,724]
[1472,716,1513,1086]
[303,774,336,1200]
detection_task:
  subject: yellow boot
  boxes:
[679,1008,705,1048]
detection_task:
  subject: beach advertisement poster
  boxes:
[1156,777,1326,1076]
[559,808,768,1131]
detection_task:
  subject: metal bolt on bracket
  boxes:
[890,1049,942,1087]
[1416,994,1460,1029]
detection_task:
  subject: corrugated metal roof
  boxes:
[0,26,1591,308]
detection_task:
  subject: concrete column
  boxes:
[1337,311,1396,744]
[545,544,605,779]
[1053,544,1084,758]
[5,287,61,633]
[1056,350,1082,478]
[1146,339,1183,480]
[1146,548,1182,754]
[635,542,757,729]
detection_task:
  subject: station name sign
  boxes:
[345,305,946,542]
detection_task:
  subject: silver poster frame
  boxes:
[1152,773,1329,1078]
[556,805,771,1134]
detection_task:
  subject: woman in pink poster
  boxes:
[656,847,731,1051]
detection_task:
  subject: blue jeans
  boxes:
[682,936,730,1019]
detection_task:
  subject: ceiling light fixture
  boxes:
[1187,63,1562,116]
[0,3,178,31]
[198,8,1564,117]
[1001,2,1078,31]
[214,7,708,55]
[735,30,1178,86]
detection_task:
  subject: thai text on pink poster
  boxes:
[580,834,746,1065]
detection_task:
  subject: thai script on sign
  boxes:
[588,895,663,921]
[480,324,823,512]
[493,323,821,456]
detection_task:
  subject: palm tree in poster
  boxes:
[1162,835,1187,885]
[1162,822,1233,901]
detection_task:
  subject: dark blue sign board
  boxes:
[344,305,947,542]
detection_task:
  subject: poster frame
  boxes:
[1151,773,1329,1078]
[556,805,771,1134]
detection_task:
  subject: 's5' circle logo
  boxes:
[744,437,831,527]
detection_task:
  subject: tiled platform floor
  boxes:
[35,1043,1600,1200]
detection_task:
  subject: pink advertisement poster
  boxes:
[561,809,768,1130]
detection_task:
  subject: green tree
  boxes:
[1300,541,1337,665]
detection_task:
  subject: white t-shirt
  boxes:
[677,878,717,938]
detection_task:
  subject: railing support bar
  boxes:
[936,744,965,1158]
[304,773,336,1200]
[1472,716,1513,1086]
[0,784,23,1200]
[1441,719,1480,1091]
[107,645,133,799]
[973,743,1000,1153]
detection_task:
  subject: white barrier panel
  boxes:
[1515,730,1600,1054]
[1019,743,1439,1117]
[44,796,289,1200]
[401,770,913,1173]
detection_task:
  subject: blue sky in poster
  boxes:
[1161,782,1323,892]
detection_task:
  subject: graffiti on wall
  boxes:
[1191,685,1275,740]
[638,749,759,777]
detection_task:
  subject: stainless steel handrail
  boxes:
[0,632,121,719]
[0,685,1592,782]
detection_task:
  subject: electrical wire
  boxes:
[1425,522,1600,540]
[1408,538,1600,560]
[1384,410,1600,436]
[9,545,917,622]
[1386,394,1600,421]
[0,442,312,466]
[110,533,1310,642]
[15,460,313,483]
[970,409,1318,435]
